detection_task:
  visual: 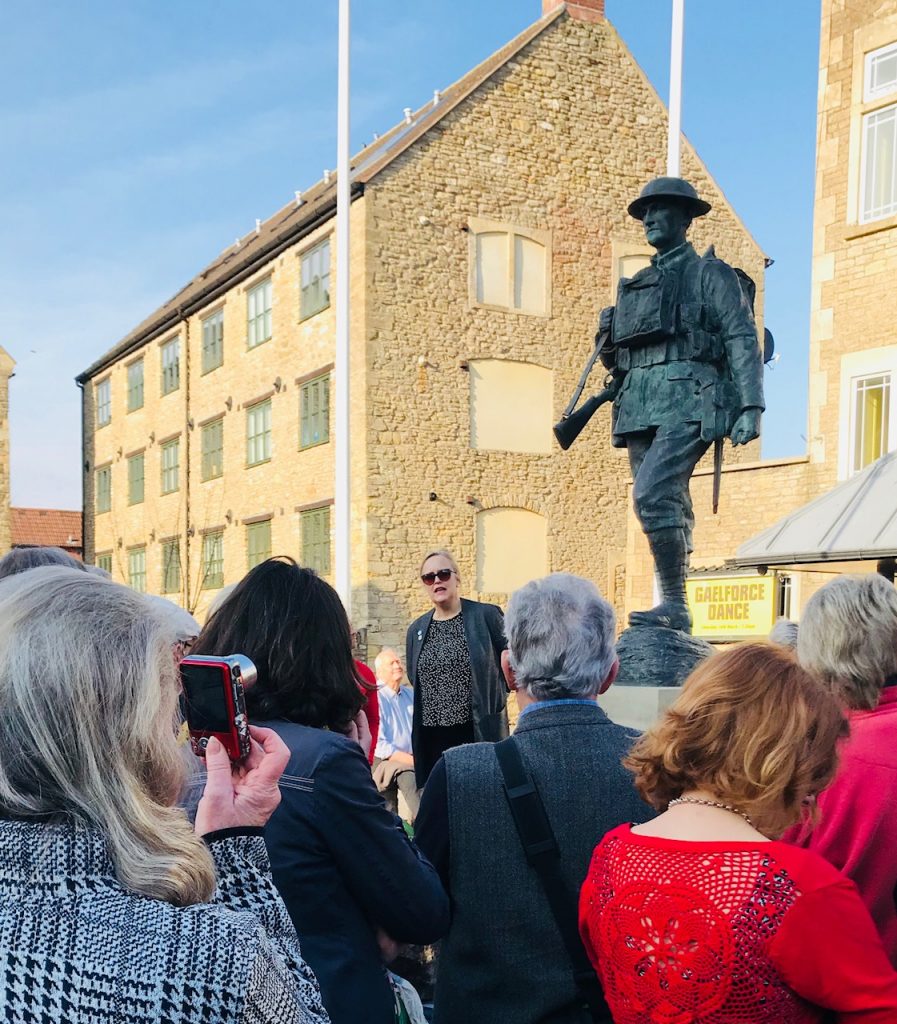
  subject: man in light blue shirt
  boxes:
[372,648,419,820]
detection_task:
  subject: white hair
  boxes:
[206,582,237,623]
[144,595,200,644]
[374,647,400,675]
[798,574,897,710]
[505,573,616,701]
[0,566,215,904]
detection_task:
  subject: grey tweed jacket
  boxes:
[0,820,330,1024]
[433,702,651,1024]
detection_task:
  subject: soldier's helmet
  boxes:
[627,177,712,221]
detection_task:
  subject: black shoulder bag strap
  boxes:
[494,736,611,1023]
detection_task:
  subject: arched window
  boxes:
[468,359,553,454]
[476,507,548,594]
[469,219,550,315]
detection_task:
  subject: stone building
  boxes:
[77,0,764,650]
[624,0,897,634]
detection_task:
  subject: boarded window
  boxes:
[476,507,548,594]
[471,221,549,315]
[469,359,553,454]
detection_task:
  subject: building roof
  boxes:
[11,507,83,554]
[76,7,566,384]
[730,449,897,568]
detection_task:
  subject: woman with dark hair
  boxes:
[192,557,448,1024]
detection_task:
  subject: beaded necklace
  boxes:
[668,795,754,828]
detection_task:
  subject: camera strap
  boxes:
[494,737,611,1024]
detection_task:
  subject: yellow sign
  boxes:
[686,575,777,640]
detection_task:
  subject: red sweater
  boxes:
[579,825,897,1023]
[783,687,897,965]
[355,660,379,765]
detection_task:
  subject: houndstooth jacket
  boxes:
[0,820,331,1024]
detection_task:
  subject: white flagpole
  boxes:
[335,0,351,607]
[667,0,685,176]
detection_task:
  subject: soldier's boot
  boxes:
[629,527,692,633]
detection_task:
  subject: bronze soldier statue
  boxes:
[579,177,764,632]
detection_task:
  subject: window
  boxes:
[160,336,180,395]
[161,539,181,595]
[95,465,111,514]
[128,546,147,593]
[469,359,553,454]
[96,378,111,428]
[246,520,272,569]
[776,574,793,620]
[247,400,272,466]
[201,418,224,481]
[202,310,224,374]
[301,506,330,575]
[866,42,897,100]
[247,278,273,348]
[127,453,145,505]
[469,220,550,315]
[160,438,180,494]
[201,530,224,589]
[851,373,891,472]
[861,43,897,223]
[300,240,331,320]
[300,375,330,448]
[475,507,548,594]
[95,552,113,574]
[127,358,144,412]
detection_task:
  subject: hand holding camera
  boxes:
[194,725,290,835]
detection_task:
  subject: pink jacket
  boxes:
[784,687,897,965]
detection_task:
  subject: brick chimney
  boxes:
[542,0,604,22]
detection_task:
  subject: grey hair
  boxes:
[205,582,237,622]
[768,618,799,650]
[798,574,897,711]
[505,573,616,701]
[0,566,216,904]
[374,647,400,675]
[144,595,201,644]
[0,545,87,580]
[419,549,460,578]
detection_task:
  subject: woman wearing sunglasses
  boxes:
[406,550,508,787]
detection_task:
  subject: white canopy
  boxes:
[731,449,897,569]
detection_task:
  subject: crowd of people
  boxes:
[0,544,896,1022]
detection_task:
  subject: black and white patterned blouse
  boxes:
[0,820,330,1024]
[418,612,473,727]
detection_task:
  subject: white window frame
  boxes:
[246,399,272,466]
[865,42,897,101]
[838,345,897,479]
[467,217,551,317]
[160,336,180,395]
[247,277,273,349]
[858,41,897,224]
[96,378,111,428]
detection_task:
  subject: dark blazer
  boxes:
[258,719,449,1024]
[416,702,651,1024]
[406,597,508,786]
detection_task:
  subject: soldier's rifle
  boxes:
[553,326,622,451]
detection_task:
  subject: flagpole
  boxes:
[667,0,684,176]
[335,0,351,607]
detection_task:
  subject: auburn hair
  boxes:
[626,643,848,837]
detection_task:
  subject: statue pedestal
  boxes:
[596,626,714,732]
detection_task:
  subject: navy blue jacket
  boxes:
[259,719,450,1024]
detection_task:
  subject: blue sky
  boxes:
[0,0,819,508]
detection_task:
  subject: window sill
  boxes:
[844,213,897,241]
[246,458,272,469]
[96,421,111,431]
[299,438,330,451]
[161,387,180,398]
[96,509,111,516]
[247,337,272,351]
[161,488,179,496]
[126,406,144,414]
[299,303,331,324]
[469,301,550,319]
[201,364,223,377]
[201,473,224,483]
[127,500,145,507]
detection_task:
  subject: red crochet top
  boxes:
[579,825,897,1023]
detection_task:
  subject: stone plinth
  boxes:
[616,625,714,688]
[597,684,682,732]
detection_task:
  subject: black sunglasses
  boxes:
[421,568,455,586]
